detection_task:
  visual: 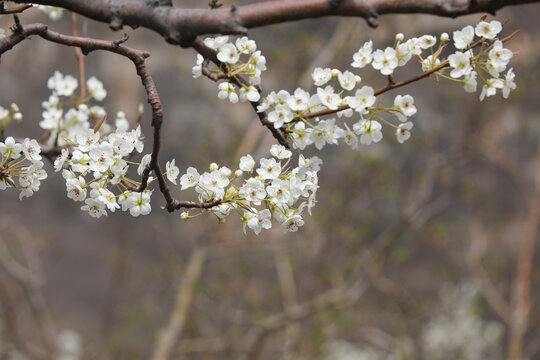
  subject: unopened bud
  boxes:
[13,112,23,122]
[209,162,219,171]
[10,103,19,112]
[138,103,144,115]
[355,75,362,84]
[440,32,449,42]
[235,169,243,177]
[395,33,404,42]
[180,211,189,220]
[331,68,341,77]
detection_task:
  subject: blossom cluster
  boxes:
[0,18,517,235]
[447,21,516,100]
[0,136,47,200]
[192,35,266,103]
[169,144,320,234]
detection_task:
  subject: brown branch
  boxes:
[10,0,537,45]
[0,4,32,14]
[71,12,87,99]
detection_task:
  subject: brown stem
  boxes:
[71,12,87,100]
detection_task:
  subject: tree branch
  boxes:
[12,0,537,45]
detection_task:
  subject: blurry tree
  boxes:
[0,1,539,360]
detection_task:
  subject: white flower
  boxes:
[270,144,292,159]
[317,86,341,110]
[448,51,472,78]
[0,137,22,159]
[268,104,293,129]
[475,20,502,40]
[128,191,152,216]
[235,37,256,54]
[81,198,107,218]
[396,43,412,67]
[489,40,513,69]
[371,47,398,75]
[396,122,414,143]
[180,167,200,190]
[203,36,229,50]
[22,138,42,162]
[282,214,304,233]
[346,86,376,114]
[166,159,180,184]
[48,71,78,97]
[421,55,441,71]
[247,209,272,235]
[342,123,359,150]
[480,78,504,101]
[87,76,107,101]
[217,82,238,103]
[406,38,422,55]
[217,43,240,64]
[239,86,260,102]
[256,158,281,180]
[353,120,383,145]
[463,71,478,93]
[239,154,255,172]
[312,67,332,86]
[287,88,310,112]
[502,68,516,98]
[453,25,475,49]
[338,70,357,91]
[192,54,204,78]
[54,148,69,172]
[394,94,417,121]
[418,35,436,49]
[240,179,266,206]
[351,41,373,68]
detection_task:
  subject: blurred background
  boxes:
[1,1,540,359]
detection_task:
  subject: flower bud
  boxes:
[440,32,449,42]
[235,169,243,177]
[395,33,404,42]
[209,162,219,171]
[13,112,23,122]
[355,75,362,84]
[331,68,341,77]
[10,103,19,112]
[180,211,189,220]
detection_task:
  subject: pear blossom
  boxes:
[475,20,502,40]
[166,159,180,184]
[480,78,504,101]
[317,86,341,110]
[453,25,474,49]
[448,51,472,78]
[502,68,516,98]
[312,67,332,86]
[257,158,281,180]
[351,41,373,68]
[394,94,417,121]
[463,71,478,93]
[354,120,383,145]
[192,54,204,78]
[180,167,200,190]
[87,77,107,101]
[239,154,255,172]
[346,86,376,114]
[217,43,240,64]
[396,122,414,143]
[371,47,398,75]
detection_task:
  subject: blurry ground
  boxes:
[1,1,540,359]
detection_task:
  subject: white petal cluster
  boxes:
[0,136,47,200]
[194,36,265,103]
[178,153,321,234]
[447,21,516,100]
